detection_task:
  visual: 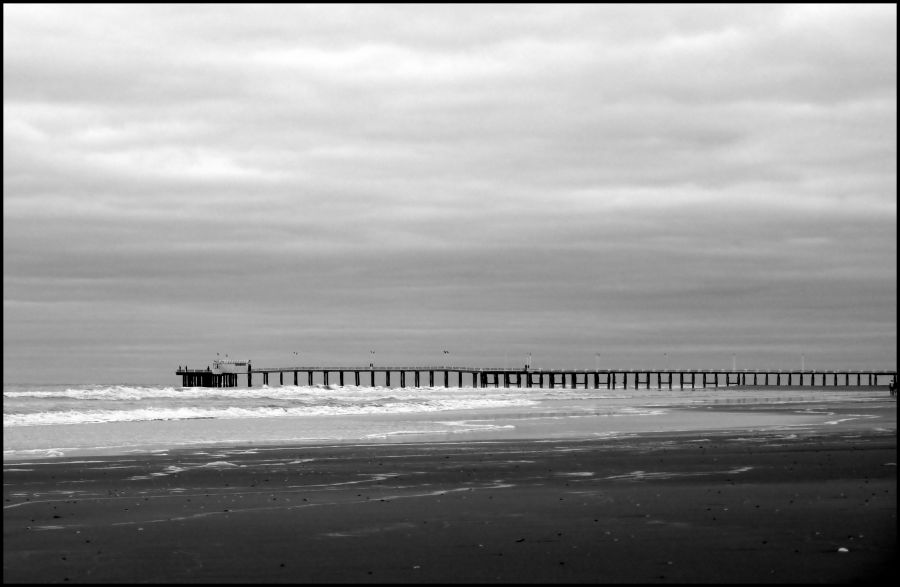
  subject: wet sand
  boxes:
[4,401,896,583]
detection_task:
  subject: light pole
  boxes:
[801,354,805,371]
[732,353,736,371]
[664,352,668,370]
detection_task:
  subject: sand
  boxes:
[4,401,896,583]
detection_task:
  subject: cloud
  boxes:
[3,4,896,382]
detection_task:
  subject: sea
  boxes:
[3,381,893,461]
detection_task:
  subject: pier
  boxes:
[176,365,897,390]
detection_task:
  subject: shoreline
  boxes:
[4,387,895,462]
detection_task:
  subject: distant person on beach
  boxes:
[890,379,896,396]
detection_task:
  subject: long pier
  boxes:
[176,365,897,390]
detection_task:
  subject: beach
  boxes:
[3,391,896,583]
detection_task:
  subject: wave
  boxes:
[3,384,525,401]
[3,397,539,427]
[4,385,183,400]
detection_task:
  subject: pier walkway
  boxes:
[176,365,897,390]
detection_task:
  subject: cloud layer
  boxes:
[3,5,896,383]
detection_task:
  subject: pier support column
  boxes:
[444,371,449,387]
[355,371,360,386]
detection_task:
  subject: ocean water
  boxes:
[3,382,892,460]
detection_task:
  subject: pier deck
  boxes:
[175,365,897,389]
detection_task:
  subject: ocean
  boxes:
[3,382,892,461]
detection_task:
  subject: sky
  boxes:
[3,4,896,385]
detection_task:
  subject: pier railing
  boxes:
[175,366,897,389]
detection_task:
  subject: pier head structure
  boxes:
[176,364,897,390]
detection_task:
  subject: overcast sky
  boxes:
[3,4,896,384]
